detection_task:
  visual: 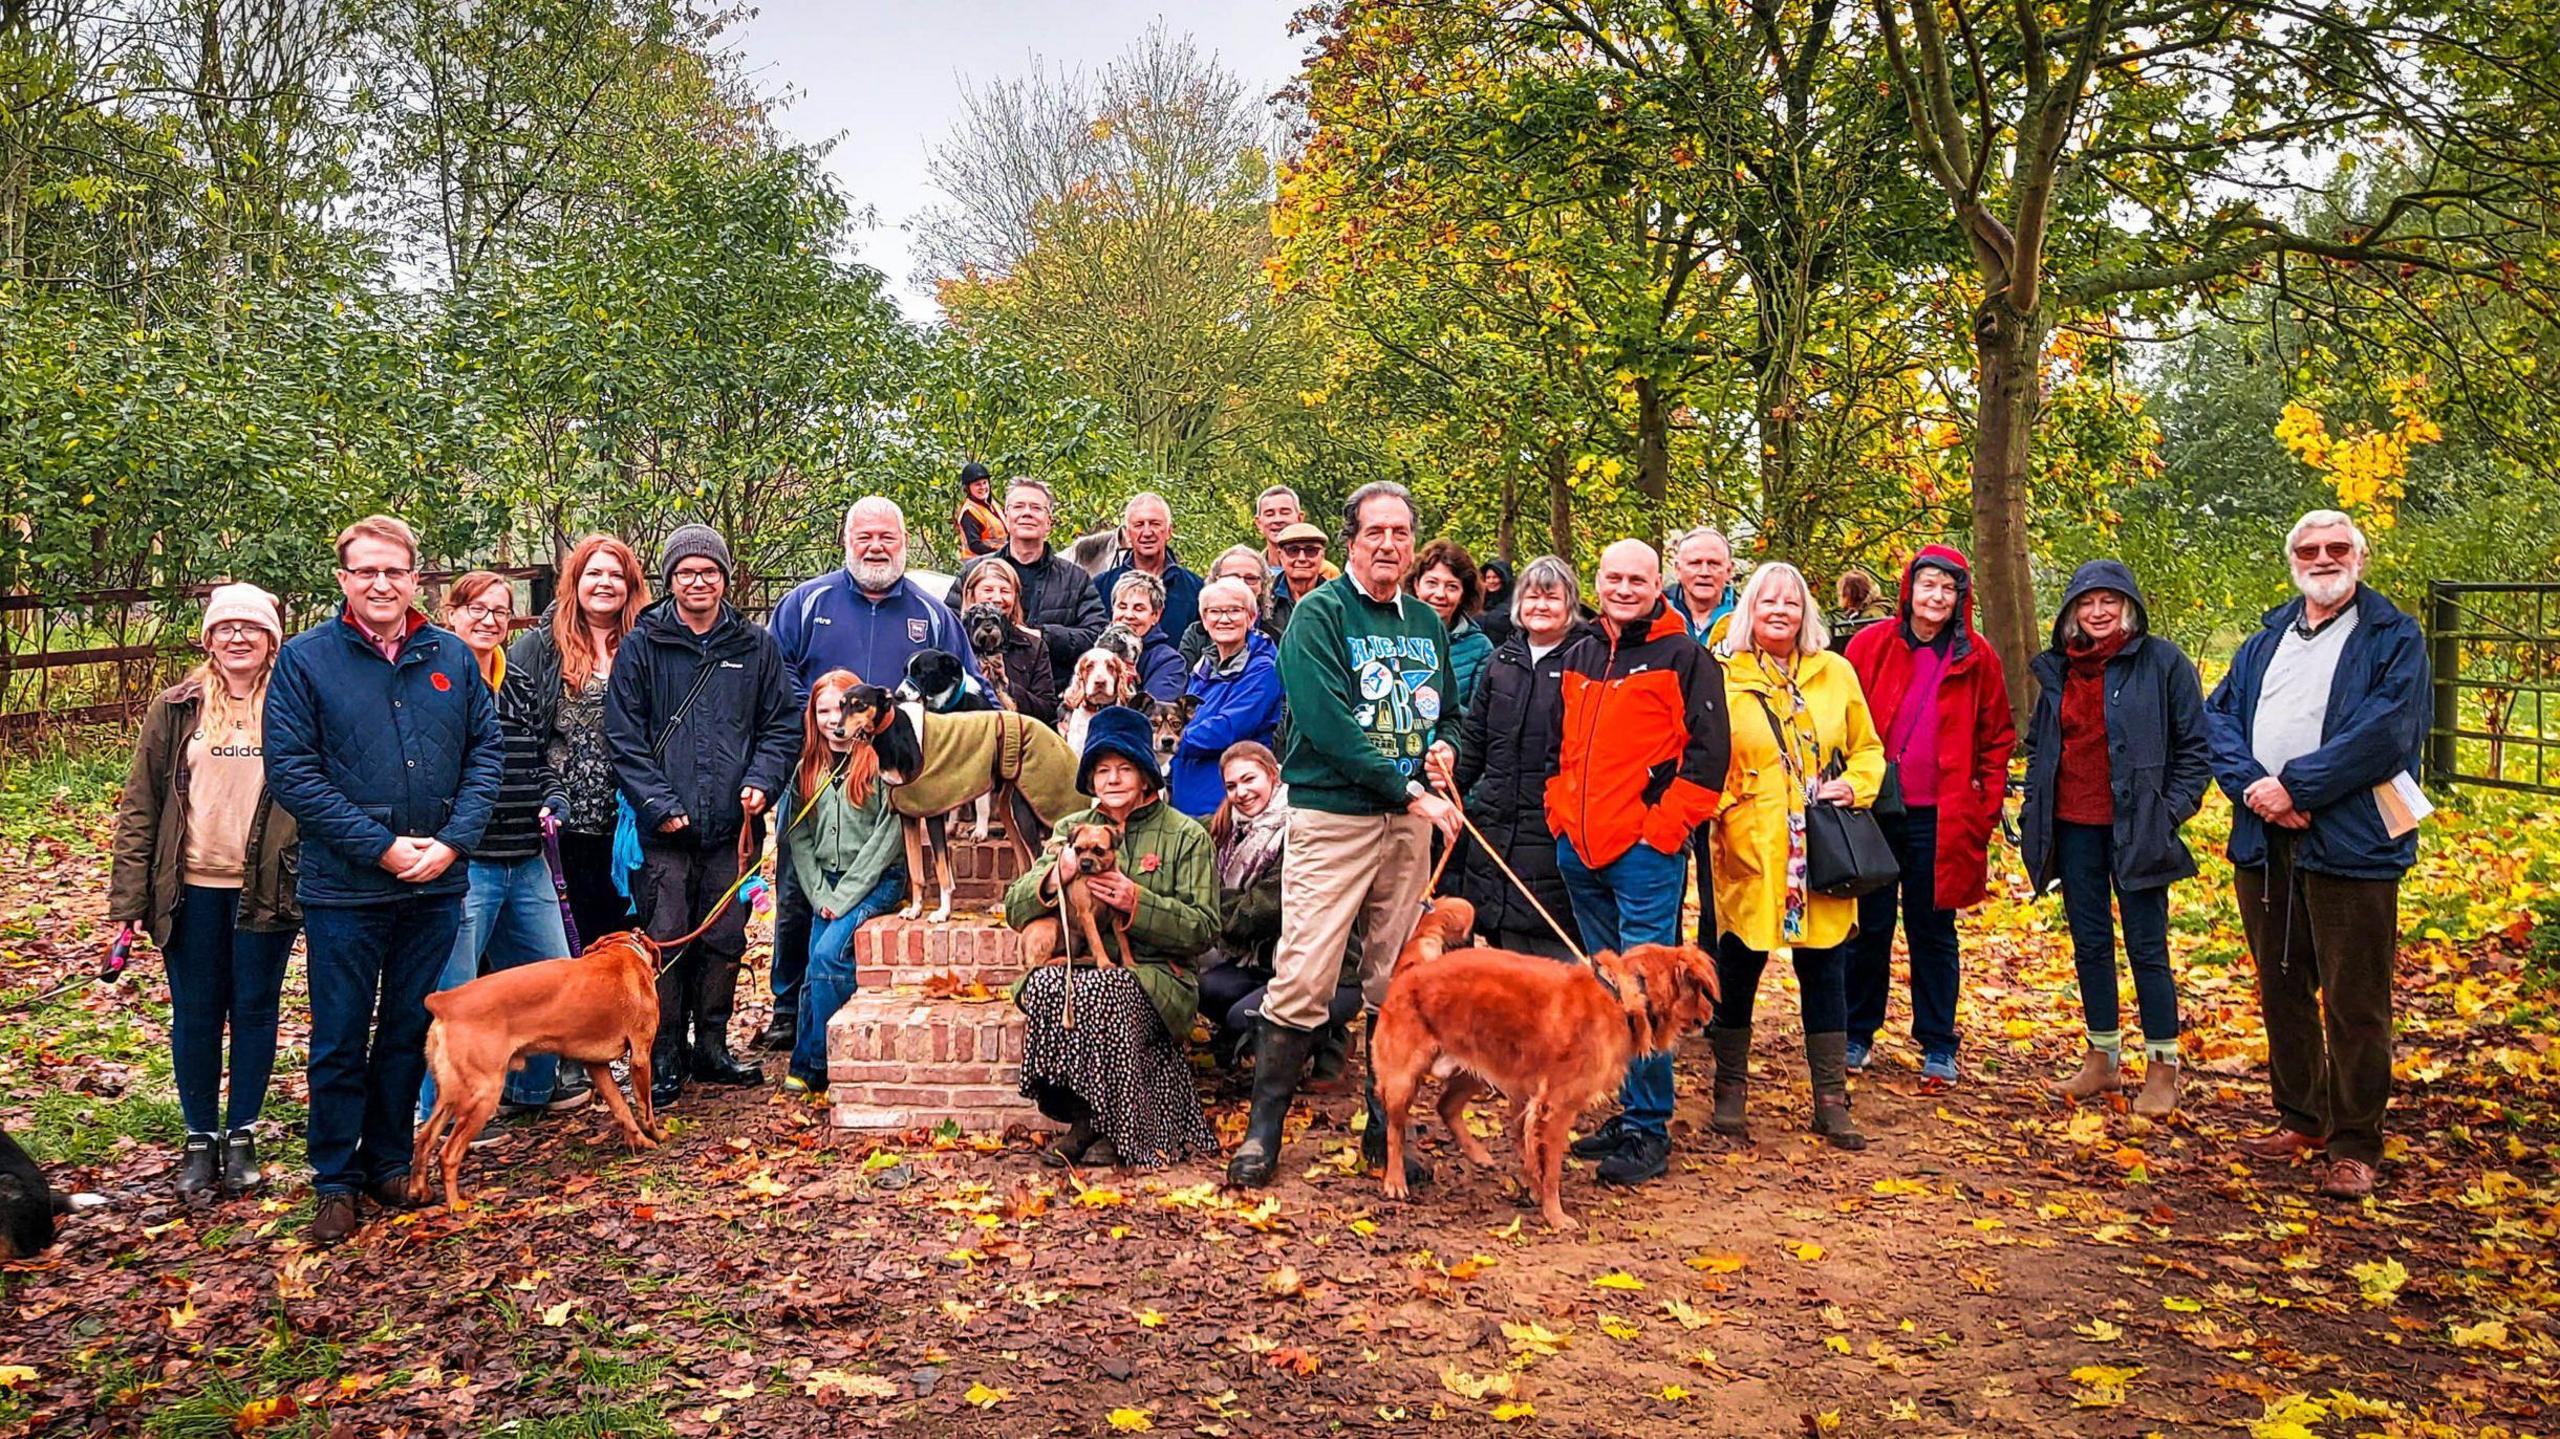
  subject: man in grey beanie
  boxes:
[607,522,799,1110]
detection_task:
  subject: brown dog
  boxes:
[408,930,665,1209]
[1018,821,1129,970]
[1370,942,1721,1231]
[1394,895,1477,972]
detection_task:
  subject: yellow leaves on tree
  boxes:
[2274,377,2441,529]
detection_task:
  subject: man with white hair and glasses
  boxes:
[2204,509,2429,1201]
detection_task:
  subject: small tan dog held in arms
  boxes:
[1018,821,1129,971]
[1370,941,1721,1231]
[408,930,664,1210]
[1394,895,1477,972]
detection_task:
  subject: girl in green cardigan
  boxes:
[783,671,908,1094]
[1006,705,1220,1169]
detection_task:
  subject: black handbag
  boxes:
[1755,696,1900,899]
[1802,798,1901,898]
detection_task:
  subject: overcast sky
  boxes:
[727,2,1310,323]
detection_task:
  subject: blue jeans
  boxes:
[1556,836,1689,1136]
[164,885,297,1134]
[421,856,573,1117]
[303,894,461,1195]
[2054,821,2178,1042]
[1846,806,1964,1058]
[789,867,908,1085]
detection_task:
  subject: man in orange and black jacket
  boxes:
[1543,537,1730,1187]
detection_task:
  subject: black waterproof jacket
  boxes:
[606,599,799,852]
[1451,627,1581,942]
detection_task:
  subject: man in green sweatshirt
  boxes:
[1228,481,1463,1189]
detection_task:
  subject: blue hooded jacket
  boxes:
[2018,560,2213,894]
[2204,582,2427,879]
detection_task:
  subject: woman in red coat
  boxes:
[1841,546,2016,1090]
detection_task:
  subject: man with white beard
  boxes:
[2205,509,2429,1202]
[759,496,980,1053]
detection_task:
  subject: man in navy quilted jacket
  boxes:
[265,515,503,1244]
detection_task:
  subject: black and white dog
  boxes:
[897,650,1002,844]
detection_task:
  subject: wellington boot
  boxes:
[1225,1020,1316,1189]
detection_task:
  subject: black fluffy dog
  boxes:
[2,1128,64,1258]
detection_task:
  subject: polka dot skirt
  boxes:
[1016,965,1218,1167]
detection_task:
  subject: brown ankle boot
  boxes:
[2131,1060,2182,1118]
[2048,1047,2121,1101]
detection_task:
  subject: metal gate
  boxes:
[2428,581,2560,795]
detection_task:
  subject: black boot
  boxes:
[751,1015,797,1053]
[219,1130,262,1195]
[649,1036,689,1111]
[692,1034,763,1087]
[1709,1025,1753,1137]
[1806,1032,1867,1151]
[1225,1020,1317,1189]
[175,1133,218,1200]
[1359,1029,1431,1188]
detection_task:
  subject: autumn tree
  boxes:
[1870,0,2560,715]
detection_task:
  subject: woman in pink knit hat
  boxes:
[108,583,302,1201]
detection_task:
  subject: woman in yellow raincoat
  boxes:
[1708,561,1886,1151]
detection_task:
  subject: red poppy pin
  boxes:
[430,671,452,692]
[1140,853,1161,874]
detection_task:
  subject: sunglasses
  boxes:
[1279,542,1324,557]
[2292,541,2356,563]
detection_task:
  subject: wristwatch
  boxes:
[1406,780,1429,801]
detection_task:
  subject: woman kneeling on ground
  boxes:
[110,583,300,1198]
[1194,743,1361,1085]
[1006,706,1221,1168]
[782,670,909,1095]
[1709,562,1887,1150]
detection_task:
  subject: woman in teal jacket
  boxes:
[783,671,908,1094]
[1006,706,1220,1169]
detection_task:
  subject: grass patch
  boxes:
[19,1087,187,1167]
[135,1327,343,1439]
[483,1402,674,1439]
[0,725,127,850]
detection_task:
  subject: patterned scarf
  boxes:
[1752,654,1819,944]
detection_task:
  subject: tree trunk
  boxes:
[1544,443,1577,562]
[1497,461,1519,564]
[1970,295,2043,728]
[1635,375,1670,546]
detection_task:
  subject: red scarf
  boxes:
[2055,628,2131,825]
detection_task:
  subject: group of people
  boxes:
[103,471,2426,1241]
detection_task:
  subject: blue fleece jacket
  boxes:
[769,569,982,702]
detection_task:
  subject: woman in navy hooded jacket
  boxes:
[1170,578,1285,816]
[2019,559,2213,1119]
[1841,546,2014,1091]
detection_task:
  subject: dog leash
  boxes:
[1437,785,1592,970]
[650,821,769,974]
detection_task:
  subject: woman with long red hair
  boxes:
[779,670,907,1095]
[509,535,650,958]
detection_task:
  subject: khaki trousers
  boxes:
[1265,808,1432,1032]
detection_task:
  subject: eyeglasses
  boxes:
[340,566,414,585]
[453,601,514,623]
[1203,605,1254,620]
[208,623,268,643]
[1279,543,1324,557]
[2292,541,2356,563]
[670,569,725,588]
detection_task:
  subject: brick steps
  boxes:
[822,837,1060,1133]
[851,917,1026,992]
[825,988,1041,1133]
